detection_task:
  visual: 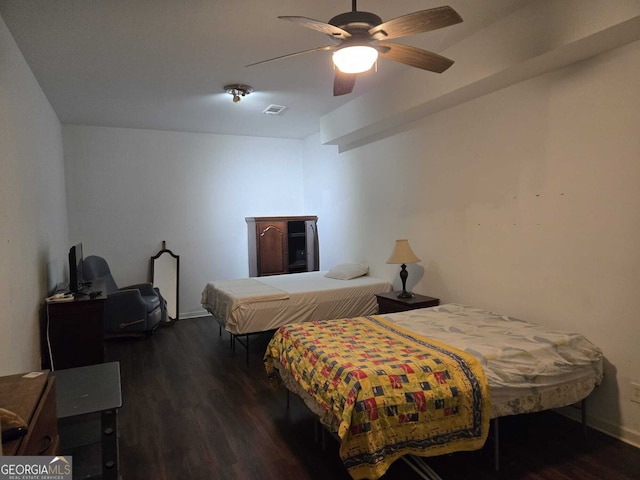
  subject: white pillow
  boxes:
[324,263,369,280]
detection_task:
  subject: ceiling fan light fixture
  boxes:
[332,45,378,74]
[224,84,254,103]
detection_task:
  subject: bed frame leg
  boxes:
[286,389,290,411]
[311,421,328,451]
[314,419,318,444]
[581,398,588,439]
[245,334,250,364]
[402,456,444,480]
[493,417,500,471]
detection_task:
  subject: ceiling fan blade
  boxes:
[279,16,351,39]
[369,6,462,40]
[246,45,334,67]
[333,70,357,96]
[378,43,454,73]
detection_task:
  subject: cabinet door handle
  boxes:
[38,435,53,454]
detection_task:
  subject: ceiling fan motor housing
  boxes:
[329,11,381,31]
[328,10,382,47]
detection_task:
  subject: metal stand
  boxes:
[280,371,592,478]
[304,399,444,480]
[493,417,500,471]
[490,399,589,472]
[221,329,274,364]
[231,332,257,364]
[56,362,122,480]
[402,455,444,480]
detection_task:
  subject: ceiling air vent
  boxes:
[262,104,287,116]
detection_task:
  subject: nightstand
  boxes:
[375,291,440,314]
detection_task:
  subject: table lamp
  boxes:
[386,239,421,298]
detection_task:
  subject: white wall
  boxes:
[63,125,306,317]
[301,133,348,269]
[304,41,640,446]
[0,15,68,375]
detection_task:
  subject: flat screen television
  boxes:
[68,243,84,294]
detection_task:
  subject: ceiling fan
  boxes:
[247,1,463,96]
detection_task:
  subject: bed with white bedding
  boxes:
[201,271,393,335]
[382,304,603,418]
[265,303,603,479]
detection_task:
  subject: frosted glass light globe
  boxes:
[332,46,378,74]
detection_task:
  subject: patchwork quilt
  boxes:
[265,315,490,480]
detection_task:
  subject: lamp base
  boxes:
[397,264,414,299]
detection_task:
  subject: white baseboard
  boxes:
[558,406,640,449]
[177,310,213,320]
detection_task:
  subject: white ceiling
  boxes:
[0,0,532,139]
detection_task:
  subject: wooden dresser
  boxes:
[0,371,59,456]
[246,216,319,277]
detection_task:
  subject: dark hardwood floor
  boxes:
[106,317,640,480]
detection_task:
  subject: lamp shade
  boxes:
[332,45,378,74]
[386,239,421,265]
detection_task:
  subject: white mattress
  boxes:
[201,271,392,335]
[382,304,604,417]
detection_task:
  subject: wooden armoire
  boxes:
[246,216,319,277]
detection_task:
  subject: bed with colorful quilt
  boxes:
[264,304,603,480]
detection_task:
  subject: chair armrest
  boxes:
[109,288,144,301]
[105,290,147,331]
[119,282,156,296]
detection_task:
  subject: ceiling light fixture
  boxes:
[332,45,378,74]
[224,84,253,103]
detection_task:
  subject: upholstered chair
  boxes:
[83,255,165,335]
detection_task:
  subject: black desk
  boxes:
[55,362,122,480]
